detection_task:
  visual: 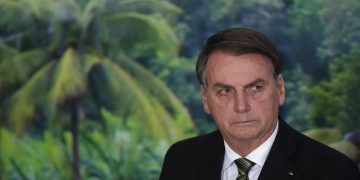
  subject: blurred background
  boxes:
[1,0,359,179]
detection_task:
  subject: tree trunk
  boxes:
[70,99,80,180]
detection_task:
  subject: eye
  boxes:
[218,88,232,96]
[248,84,263,93]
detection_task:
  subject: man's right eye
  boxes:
[218,88,232,96]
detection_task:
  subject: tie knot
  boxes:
[234,158,255,179]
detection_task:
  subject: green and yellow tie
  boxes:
[234,158,255,180]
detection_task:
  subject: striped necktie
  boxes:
[234,158,255,180]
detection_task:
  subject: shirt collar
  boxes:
[222,121,279,170]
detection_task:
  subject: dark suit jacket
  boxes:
[160,120,360,180]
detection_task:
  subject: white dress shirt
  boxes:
[221,121,279,180]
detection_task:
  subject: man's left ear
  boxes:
[277,74,286,105]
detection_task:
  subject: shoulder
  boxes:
[165,130,222,157]
[278,120,353,162]
[291,126,353,162]
[284,124,360,179]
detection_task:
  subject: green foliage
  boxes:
[101,12,179,59]
[80,109,166,179]
[0,41,18,62]
[283,66,312,131]
[2,47,194,141]
[0,110,167,179]
[0,0,181,56]
[7,61,56,133]
[287,0,360,132]
[290,0,360,78]
[0,128,71,179]
[315,0,360,59]
[88,58,195,142]
[0,0,194,178]
[303,128,342,145]
[289,0,327,78]
[117,0,182,15]
[117,57,195,134]
[0,0,194,135]
[0,49,47,86]
[50,48,86,103]
[305,45,360,131]
[171,0,289,58]
[146,55,217,134]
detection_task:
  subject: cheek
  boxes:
[205,97,234,124]
[251,92,280,112]
[208,95,234,111]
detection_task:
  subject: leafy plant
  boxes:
[0,109,169,179]
[304,45,360,132]
[0,0,194,179]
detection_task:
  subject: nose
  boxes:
[234,91,250,113]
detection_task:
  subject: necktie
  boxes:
[234,158,255,180]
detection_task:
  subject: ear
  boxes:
[276,74,286,106]
[201,85,211,114]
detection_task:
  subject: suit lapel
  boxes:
[258,120,297,180]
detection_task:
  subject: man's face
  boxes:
[201,51,285,145]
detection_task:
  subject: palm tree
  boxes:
[0,0,195,179]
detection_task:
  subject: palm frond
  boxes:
[118,57,195,136]
[78,0,105,34]
[83,53,103,73]
[0,49,47,86]
[7,61,56,133]
[49,48,86,104]
[0,0,34,30]
[101,12,179,58]
[0,40,18,62]
[88,59,182,142]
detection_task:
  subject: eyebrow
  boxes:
[244,79,266,88]
[212,83,233,90]
[211,78,266,90]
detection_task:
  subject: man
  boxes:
[159,28,360,180]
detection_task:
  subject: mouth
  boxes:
[231,120,255,125]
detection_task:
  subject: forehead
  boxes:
[205,52,274,85]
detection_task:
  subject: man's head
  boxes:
[196,28,285,154]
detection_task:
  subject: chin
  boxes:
[232,130,259,141]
